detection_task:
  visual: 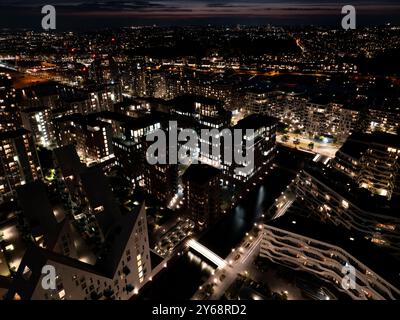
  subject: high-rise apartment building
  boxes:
[0,129,42,202]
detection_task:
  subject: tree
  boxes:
[204,284,215,296]
[272,291,288,300]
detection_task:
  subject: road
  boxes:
[0,67,51,89]
[247,265,306,300]
[192,226,263,300]
[277,133,341,158]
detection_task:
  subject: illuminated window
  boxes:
[13,293,21,300]
[22,266,32,280]
[58,289,66,299]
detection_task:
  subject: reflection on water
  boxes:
[138,251,214,300]
[201,183,268,258]
[139,167,295,300]
[256,186,266,212]
[232,205,246,235]
[201,168,294,258]
[188,251,216,274]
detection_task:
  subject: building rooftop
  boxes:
[246,88,274,95]
[303,163,398,217]
[0,275,11,290]
[83,82,120,93]
[62,95,89,103]
[348,132,400,149]
[6,202,147,299]
[52,113,85,124]
[96,203,144,277]
[169,94,224,112]
[21,106,49,113]
[17,82,59,100]
[6,243,104,300]
[90,111,165,130]
[16,181,62,249]
[308,93,335,106]
[336,139,368,160]
[53,145,84,179]
[234,114,278,130]
[85,118,112,129]
[337,131,400,160]
[183,164,221,185]
[79,166,121,236]
[0,128,30,141]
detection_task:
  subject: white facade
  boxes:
[261,224,400,300]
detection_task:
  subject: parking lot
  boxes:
[154,219,195,257]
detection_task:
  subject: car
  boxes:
[234,254,241,261]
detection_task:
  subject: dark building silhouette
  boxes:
[182,164,222,229]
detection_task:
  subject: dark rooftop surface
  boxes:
[348,132,400,149]
[85,118,111,129]
[53,144,83,179]
[234,114,278,130]
[96,203,143,277]
[6,244,104,300]
[52,113,84,124]
[150,251,164,271]
[62,95,89,103]
[246,88,274,95]
[7,204,146,299]
[182,164,221,185]
[336,139,368,160]
[0,275,11,289]
[89,111,165,130]
[16,81,59,99]
[83,82,120,93]
[308,95,332,106]
[170,94,224,111]
[304,163,397,217]
[79,166,121,235]
[337,131,400,159]
[0,128,30,140]
[16,181,61,248]
[21,106,49,113]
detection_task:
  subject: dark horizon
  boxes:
[0,1,400,31]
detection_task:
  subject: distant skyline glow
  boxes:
[0,1,399,30]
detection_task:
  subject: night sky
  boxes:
[0,1,399,31]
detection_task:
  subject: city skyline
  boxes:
[0,0,399,305]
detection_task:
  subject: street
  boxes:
[192,225,263,300]
[277,133,341,158]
